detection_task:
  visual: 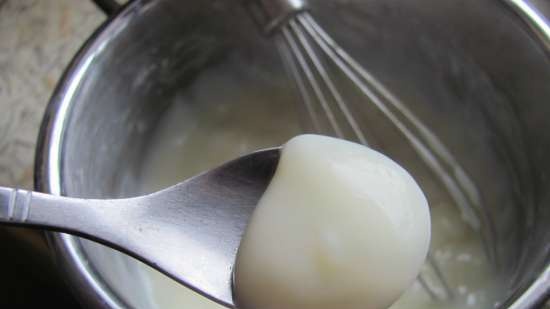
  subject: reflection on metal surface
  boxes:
[505,0,550,53]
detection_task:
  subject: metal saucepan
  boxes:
[34,0,550,308]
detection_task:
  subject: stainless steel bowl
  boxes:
[35,0,550,308]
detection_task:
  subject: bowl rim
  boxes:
[33,0,550,308]
[34,1,141,307]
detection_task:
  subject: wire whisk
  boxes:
[246,0,498,303]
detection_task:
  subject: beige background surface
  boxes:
[0,0,103,189]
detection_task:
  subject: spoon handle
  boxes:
[0,187,32,223]
[0,187,37,224]
[0,186,117,237]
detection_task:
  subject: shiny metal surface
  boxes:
[5,149,280,307]
[504,0,550,53]
[245,0,307,33]
[34,0,550,308]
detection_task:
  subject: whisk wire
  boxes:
[297,12,498,271]
[273,8,499,303]
[276,31,323,132]
[281,25,345,138]
[288,19,369,145]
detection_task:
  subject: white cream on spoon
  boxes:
[234,134,431,309]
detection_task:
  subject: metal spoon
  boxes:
[0,148,280,308]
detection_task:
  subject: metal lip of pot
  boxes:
[34,0,550,308]
[34,2,140,307]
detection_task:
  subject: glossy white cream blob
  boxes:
[234,134,431,309]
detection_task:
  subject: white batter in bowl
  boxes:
[136,98,502,309]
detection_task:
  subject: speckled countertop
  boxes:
[0,0,104,189]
